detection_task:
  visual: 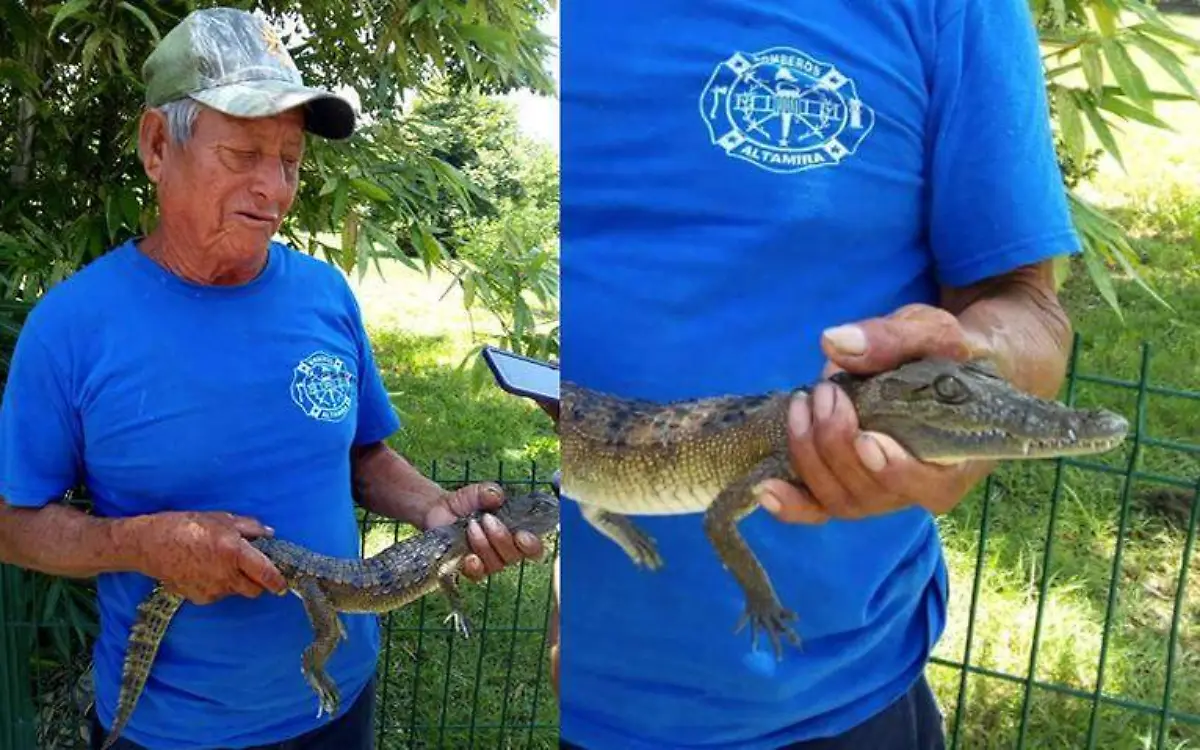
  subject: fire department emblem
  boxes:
[699,46,876,174]
[291,351,356,422]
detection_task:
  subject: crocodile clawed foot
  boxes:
[734,599,801,660]
[444,610,473,639]
[304,666,341,720]
[628,533,663,571]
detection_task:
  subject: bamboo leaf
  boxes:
[1049,0,1069,30]
[1100,38,1152,106]
[1098,91,1172,129]
[1091,1,1118,37]
[1080,99,1124,168]
[1080,241,1123,320]
[119,1,161,43]
[47,0,93,38]
[1056,87,1086,164]
[81,28,106,75]
[1128,33,1200,101]
[350,177,392,202]
[1080,43,1104,96]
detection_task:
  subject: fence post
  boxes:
[0,563,36,750]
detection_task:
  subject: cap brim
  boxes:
[191,79,356,140]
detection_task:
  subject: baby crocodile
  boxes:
[560,357,1129,658]
[102,490,560,750]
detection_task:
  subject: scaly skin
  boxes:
[102,490,559,750]
[560,357,1130,658]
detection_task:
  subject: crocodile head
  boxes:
[493,490,561,538]
[829,357,1129,465]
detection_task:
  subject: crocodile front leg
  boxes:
[703,452,802,660]
[438,572,473,638]
[580,504,663,569]
[294,577,348,719]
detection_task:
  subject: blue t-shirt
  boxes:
[0,240,401,748]
[559,0,1078,747]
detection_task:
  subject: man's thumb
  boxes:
[820,307,979,374]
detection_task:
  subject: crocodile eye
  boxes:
[933,375,969,403]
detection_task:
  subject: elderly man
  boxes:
[557,0,1077,747]
[0,8,541,750]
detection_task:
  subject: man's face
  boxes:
[144,104,306,263]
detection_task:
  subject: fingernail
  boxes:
[517,531,540,553]
[756,485,782,515]
[788,394,811,437]
[824,325,867,356]
[482,514,502,532]
[264,526,275,535]
[857,434,887,472]
[814,384,835,421]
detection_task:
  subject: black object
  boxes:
[481,345,559,405]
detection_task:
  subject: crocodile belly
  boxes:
[562,468,726,516]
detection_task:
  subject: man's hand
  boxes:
[756,304,995,524]
[422,482,545,581]
[126,511,288,605]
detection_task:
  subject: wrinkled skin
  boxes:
[138,105,304,286]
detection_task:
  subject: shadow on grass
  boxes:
[927,194,1200,748]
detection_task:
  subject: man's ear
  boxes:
[138,109,171,184]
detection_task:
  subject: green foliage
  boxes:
[1033,0,1200,316]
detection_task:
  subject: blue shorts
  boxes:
[560,674,945,750]
[89,677,376,750]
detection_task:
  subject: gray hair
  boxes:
[137,98,203,161]
[158,97,202,144]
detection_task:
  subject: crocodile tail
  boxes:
[101,585,185,750]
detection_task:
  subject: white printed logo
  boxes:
[699,46,876,174]
[290,351,356,422]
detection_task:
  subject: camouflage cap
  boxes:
[143,7,355,139]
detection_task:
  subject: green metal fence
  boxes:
[0,461,559,750]
[2,338,1198,749]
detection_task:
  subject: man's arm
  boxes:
[0,499,141,578]
[350,441,545,579]
[0,498,287,603]
[940,259,1072,400]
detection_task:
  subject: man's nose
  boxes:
[250,155,295,200]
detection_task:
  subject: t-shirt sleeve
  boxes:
[0,324,83,507]
[926,0,1081,288]
[345,289,401,446]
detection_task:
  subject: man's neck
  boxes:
[138,228,269,287]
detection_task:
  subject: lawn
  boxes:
[336,15,1200,750]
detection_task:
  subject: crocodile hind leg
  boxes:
[101,586,185,750]
[294,577,347,720]
[437,572,473,638]
[580,504,663,569]
[703,452,802,660]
